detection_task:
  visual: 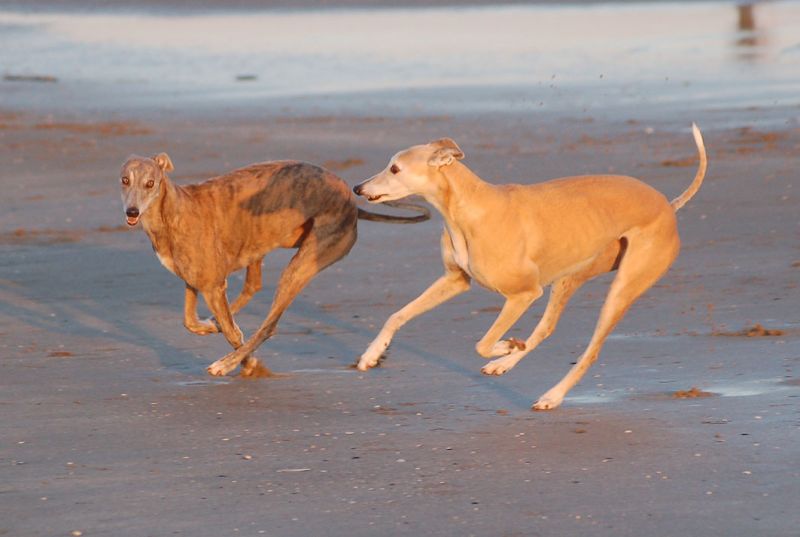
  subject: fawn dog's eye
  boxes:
[145,180,155,188]
[121,177,130,186]
[390,164,400,174]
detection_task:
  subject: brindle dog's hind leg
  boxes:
[229,258,264,314]
[207,217,357,377]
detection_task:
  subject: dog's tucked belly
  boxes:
[540,255,598,286]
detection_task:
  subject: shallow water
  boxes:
[1,1,799,115]
[570,377,798,405]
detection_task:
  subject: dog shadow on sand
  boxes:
[1,238,534,409]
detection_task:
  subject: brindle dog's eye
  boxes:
[145,180,155,188]
[121,177,130,186]
[390,164,400,174]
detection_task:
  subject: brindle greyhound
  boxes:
[120,154,428,377]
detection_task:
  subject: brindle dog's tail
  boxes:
[357,201,431,224]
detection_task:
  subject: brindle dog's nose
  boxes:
[353,183,364,196]
[126,207,140,218]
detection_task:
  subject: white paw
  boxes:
[356,352,381,371]
[356,338,390,371]
[532,391,564,411]
[481,355,518,376]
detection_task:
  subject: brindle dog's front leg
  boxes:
[203,285,262,377]
[201,260,264,329]
[202,286,243,348]
[183,284,219,335]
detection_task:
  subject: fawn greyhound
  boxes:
[353,124,707,410]
[120,154,428,377]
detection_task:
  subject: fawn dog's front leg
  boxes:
[356,270,470,371]
[474,289,542,358]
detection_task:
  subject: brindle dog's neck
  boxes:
[141,176,183,259]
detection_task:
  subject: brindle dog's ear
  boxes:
[153,152,175,173]
[427,138,464,167]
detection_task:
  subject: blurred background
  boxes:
[1,0,799,121]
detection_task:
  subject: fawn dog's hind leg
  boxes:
[482,239,623,376]
[534,224,679,410]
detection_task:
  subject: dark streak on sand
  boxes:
[4,74,58,83]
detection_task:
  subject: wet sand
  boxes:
[2,2,800,537]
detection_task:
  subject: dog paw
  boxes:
[356,353,381,371]
[356,338,390,371]
[532,392,563,411]
[185,319,219,335]
[207,358,235,377]
[481,355,518,376]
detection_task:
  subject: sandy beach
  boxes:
[1,1,799,536]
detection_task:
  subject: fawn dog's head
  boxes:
[353,138,464,203]
[119,153,174,226]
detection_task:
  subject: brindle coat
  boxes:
[120,154,427,377]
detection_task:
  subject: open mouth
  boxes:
[367,194,386,202]
[126,216,140,226]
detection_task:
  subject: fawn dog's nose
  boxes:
[353,183,365,196]
[126,207,140,218]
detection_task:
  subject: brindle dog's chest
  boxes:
[155,248,178,275]
[147,230,180,278]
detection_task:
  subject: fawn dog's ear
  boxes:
[152,152,175,173]
[427,138,464,168]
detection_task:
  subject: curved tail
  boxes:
[671,123,707,211]
[357,200,431,224]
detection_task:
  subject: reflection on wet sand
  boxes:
[0,1,798,114]
[735,3,767,62]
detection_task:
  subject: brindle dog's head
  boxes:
[119,153,174,226]
[352,138,464,204]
